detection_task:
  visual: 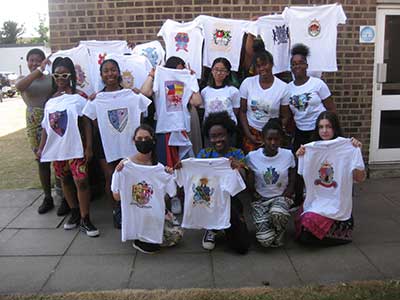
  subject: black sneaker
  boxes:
[63,208,80,230]
[80,215,100,237]
[57,198,71,216]
[38,196,54,214]
[132,240,160,254]
[113,206,122,229]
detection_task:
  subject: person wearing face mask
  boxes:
[83,59,151,229]
[112,124,183,254]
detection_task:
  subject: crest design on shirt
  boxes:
[108,108,128,133]
[272,25,289,45]
[97,53,106,65]
[175,32,189,52]
[308,19,321,37]
[289,93,311,112]
[75,64,88,88]
[314,161,337,188]
[213,29,232,47]
[192,177,215,207]
[208,97,228,113]
[141,47,158,67]
[131,181,154,208]
[263,167,280,185]
[250,99,270,120]
[49,110,68,137]
[121,70,134,89]
[165,80,184,112]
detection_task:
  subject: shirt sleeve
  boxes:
[318,79,332,101]
[297,155,305,176]
[289,151,296,168]
[280,84,290,106]
[351,147,365,171]
[231,87,241,108]
[189,73,200,93]
[245,20,259,36]
[77,96,88,116]
[200,88,206,109]
[221,169,246,196]
[239,78,249,99]
[337,4,347,24]
[138,94,152,112]
[153,67,160,94]
[174,169,184,188]
[164,173,177,197]
[110,170,121,193]
[82,100,97,120]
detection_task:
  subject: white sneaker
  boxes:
[171,196,182,214]
[202,230,216,250]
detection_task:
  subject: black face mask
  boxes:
[135,140,155,154]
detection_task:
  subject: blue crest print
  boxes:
[108,108,128,133]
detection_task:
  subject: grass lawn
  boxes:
[1,280,399,300]
[0,128,41,190]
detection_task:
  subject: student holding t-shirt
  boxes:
[36,57,99,237]
[83,59,151,229]
[246,118,296,247]
[288,44,336,207]
[295,111,365,245]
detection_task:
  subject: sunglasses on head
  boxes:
[52,73,71,80]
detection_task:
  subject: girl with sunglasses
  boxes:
[37,57,99,237]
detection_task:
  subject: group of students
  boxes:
[17,41,365,254]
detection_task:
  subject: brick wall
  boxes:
[48,0,377,160]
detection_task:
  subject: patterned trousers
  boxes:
[251,196,292,247]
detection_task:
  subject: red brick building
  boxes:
[48,0,400,177]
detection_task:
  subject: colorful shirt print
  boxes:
[250,99,270,120]
[175,32,189,52]
[192,176,215,207]
[141,47,159,67]
[289,93,312,112]
[131,181,154,208]
[49,110,68,137]
[121,71,134,89]
[108,108,128,133]
[196,147,245,163]
[263,167,280,185]
[314,161,337,188]
[272,24,289,45]
[165,80,184,112]
[213,29,232,46]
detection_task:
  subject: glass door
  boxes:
[370,8,400,163]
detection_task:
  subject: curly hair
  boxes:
[203,111,237,138]
[261,118,284,138]
[291,43,310,60]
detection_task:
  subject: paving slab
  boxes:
[0,229,18,243]
[0,189,42,208]
[356,242,400,278]
[130,252,213,289]
[0,256,60,294]
[0,229,77,256]
[353,217,400,245]
[0,207,24,228]
[383,192,400,206]
[287,243,384,284]
[173,229,207,253]
[7,199,66,229]
[66,226,133,255]
[354,178,400,195]
[353,192,400,221]
[42,254,134,293]
[213,249,301,288]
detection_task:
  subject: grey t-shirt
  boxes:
[21,75,53,108]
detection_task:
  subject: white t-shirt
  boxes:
[83,89,151,163]
[282,3,347,72]
[246,14,290,74]
[298,137,365,221]
[239,75,290,131]
[195,15,249,71]
[40,94,87,162]
[80,40,129,55]
[132,40,165,67]
[175,158,246,230]
[200,86,240,124]
[111,160,176,243]
[153,66,199,133]
[158,19,204,79]
[246,148,295,198]
[288,76,331,131]
[92,53,153,93]
[46,45,94,96]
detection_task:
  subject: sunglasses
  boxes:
[52,73,71,80]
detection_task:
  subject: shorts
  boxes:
[26,106,44,154]
[53,158,88,180]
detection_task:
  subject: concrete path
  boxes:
[1,178,400,295]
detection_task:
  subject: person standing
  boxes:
[15,49,69,215]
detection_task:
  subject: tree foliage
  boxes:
[31,15,49,43]
[0,21,25,44]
